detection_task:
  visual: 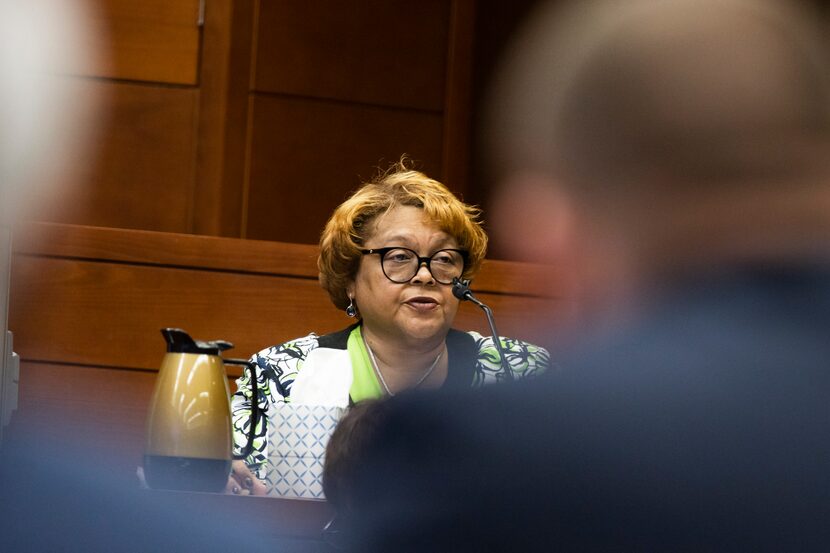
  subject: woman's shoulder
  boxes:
[249,325,354,376]
[465,331,552,382]
[465,331,549,356]
[251,333,322,364]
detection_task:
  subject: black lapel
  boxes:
[443,328,477,389]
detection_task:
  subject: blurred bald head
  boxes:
[489,0,830,321]
[492,0,830,192]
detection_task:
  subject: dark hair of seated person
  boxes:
[323,399,391,517]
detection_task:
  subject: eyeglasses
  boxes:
[360,247,468,285]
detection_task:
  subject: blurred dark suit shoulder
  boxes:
[348,264,830,552]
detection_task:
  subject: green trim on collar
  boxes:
[348,325,384,402]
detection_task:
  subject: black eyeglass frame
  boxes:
[360,247,469,284]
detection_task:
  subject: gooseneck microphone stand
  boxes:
[452,278,514,381]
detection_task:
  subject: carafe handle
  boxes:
[223,358,259,460]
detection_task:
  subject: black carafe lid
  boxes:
[161,328,234,355]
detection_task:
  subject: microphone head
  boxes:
[451,277,472,301]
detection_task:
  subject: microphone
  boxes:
[451,277,474,302]
[452,278,514,381]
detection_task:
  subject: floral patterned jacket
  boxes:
[231,324,550,472]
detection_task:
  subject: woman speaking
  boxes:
[228,161,550,494]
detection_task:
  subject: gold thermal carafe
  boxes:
[143,328,258,492]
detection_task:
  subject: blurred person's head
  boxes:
[318,159,487,345]
[487,0,830,322]
[323,399,391,517]
[0,0,102,225]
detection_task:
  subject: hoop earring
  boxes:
[346,297,357,318]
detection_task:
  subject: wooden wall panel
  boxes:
[244,95,444,243]
[27,1,479,247]
[10,223,561,372]
[17,222,320,278]
[15,221,561,298]
[441,0,476,194]
[10,256,564,370]
[253,0,450,110]
[10,254,560,372]
[68,0,202,84]
[13,362,155,464]
[10,257,343,371]
[192,0,257,237]
[32,80,198,233]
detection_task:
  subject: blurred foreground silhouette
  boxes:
[0,3,261,551]
[344,1,830,551]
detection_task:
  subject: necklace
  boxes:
[363,335,444,397]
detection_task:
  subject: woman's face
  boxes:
[348,205,461,346]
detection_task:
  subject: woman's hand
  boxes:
[225,460,268,496]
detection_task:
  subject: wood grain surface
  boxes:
[253,0,450,110]
[244,95,444,243]
[66,0,202,84]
